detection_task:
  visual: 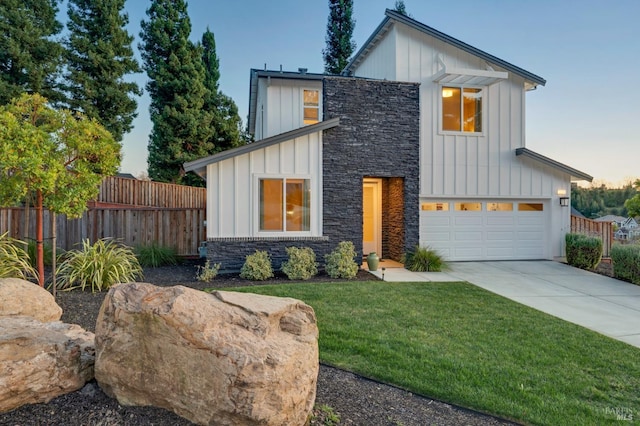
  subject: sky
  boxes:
[59,0,640,187]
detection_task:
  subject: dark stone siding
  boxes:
[321,77,420,261]
[207,76,420,271]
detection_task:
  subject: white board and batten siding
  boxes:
[353,22,572,260]
[205,132,323,239]
[254,78,323,140]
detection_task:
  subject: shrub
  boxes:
[196,260,221,282]
[56,239,143,292]
[565,233,602,270]
[240,250,274,281]
[0,232,38,281]
[27,239,55,267]
[401,245,447,272]
[135,242,178,267]
[281,246,318,280]
[324,241,359,279]
[611,244,640,285]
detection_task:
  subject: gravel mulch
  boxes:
[0,261,517,426]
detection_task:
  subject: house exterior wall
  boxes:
[205,76,420,271]
[322,77,420,260]
[254,77,323,140]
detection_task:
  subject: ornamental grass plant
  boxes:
[0,232,38,281]
[56,238,143,292]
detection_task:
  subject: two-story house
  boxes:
[185,9,592,270]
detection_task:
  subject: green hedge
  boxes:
[610,244,640,285]
[565,233,602,270]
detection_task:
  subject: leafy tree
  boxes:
[0,0,64,105]
[200,29,242,152]
[323,0,356,74]
[139,0,212,184]
[65,0,142,142]
[624,179,640,217]
[0,94,121,286]
[572,181,636,218]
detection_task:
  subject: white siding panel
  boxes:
[262,79,322,139]
[354,28,397,80]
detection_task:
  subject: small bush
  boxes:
[565,233,602,270]
[135,242,178,267]
[324,241,359,279]
[56,239,143,292]
[240,250,274,281]
[282,246,318,280]
[27,239,55,267]
[196,260,221,282]
[401,245,447,272]
[0,232,38,281]
[611,244,640,285]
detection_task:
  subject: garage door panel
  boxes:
[420,199,548,261]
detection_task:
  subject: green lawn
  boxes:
[222,280,640,425]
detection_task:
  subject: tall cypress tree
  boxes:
[323,0,356,75]
[139,0,212,184]
[0,0,64,105]
[394,0,409,16]
[66,0,142,142]
[201,28,242,154]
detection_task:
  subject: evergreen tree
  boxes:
[201,28,242,155]
[65,0,142,142]
[0,0,64,105]
[323,0,356,74]
[139,0,212,184]
[394,0,409,16]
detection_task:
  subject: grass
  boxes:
[225,280,640,425]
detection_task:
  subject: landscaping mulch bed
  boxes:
[1,260,516,426]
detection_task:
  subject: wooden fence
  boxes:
[571,215,613,257]
[0,177,207,256]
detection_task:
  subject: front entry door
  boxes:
[362,179,382,257]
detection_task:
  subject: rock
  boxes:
[95,283,319,426]
[0,277,62,322]
[0,316,95,413]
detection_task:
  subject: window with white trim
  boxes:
[303,89,319,125]
[441,86,483,133]
[259,178,310,232]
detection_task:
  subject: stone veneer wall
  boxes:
[207,76,420,271]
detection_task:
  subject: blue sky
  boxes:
[61,0,640,186]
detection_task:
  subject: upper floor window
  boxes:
[442,86,482,133]
[303,90,319,125]
[259,178,310,232]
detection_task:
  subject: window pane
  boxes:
[285,179,310,231]
[303,90,319,125]
[421,202,449,211]
[487,202,513,211]
[455,202,482,211]
[518,203,544,211]
[442,87,461,131]
[260,179,283,231]
[463,88,482,132]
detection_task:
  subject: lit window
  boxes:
[259,178,310,232]
[421,202,449,211]
[303,90,319,125]
[455,202,482,211]
[518,203,544,212]
[442,86,482,133]
[487,202,513,211]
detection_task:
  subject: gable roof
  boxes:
[515,148,593,182]
[344,9,546,88]
[184,118,340,177]
[594,214,626,224]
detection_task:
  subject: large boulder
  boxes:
[0,277,62,322]
[95,283,319,426]
[0,316,95,413]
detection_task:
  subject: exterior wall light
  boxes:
[559,197,570,207]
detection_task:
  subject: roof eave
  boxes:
[184,118,341,177]
[515,147,593,182]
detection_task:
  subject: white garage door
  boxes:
[419,200,548,261]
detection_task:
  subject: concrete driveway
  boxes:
[372,260,640,348]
